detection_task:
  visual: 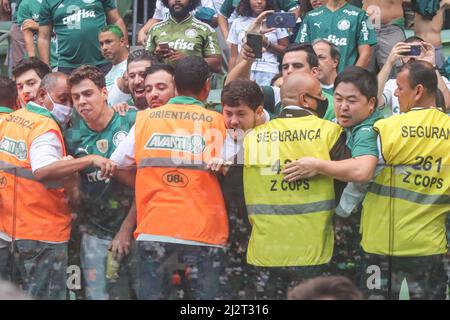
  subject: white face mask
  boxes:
[47,93,72,126]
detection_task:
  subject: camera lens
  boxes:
[274,15,283,25]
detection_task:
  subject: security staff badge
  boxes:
[96,139,109,154]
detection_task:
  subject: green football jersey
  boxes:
[17,0,58,68]
[39,0,116,68]
[64,110,136,240]
[296,3,376,72]
[145,14,220,65]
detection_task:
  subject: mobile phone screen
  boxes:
[246,33,263,59]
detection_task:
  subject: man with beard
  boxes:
[144,64,176,109]
[145,0,222,73]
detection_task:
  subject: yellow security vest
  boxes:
[243,115,343,267]
[361,109,450,256]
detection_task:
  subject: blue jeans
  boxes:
[136,241,225,300]
[80,233,137,300]
[14,240,68,300]
[0,242,11,280]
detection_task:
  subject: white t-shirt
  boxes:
[30,132,63,172]
[110,125,136,167]
[106,60,132,106]
[153,0,217,20]
[382,77,450,115]
[227,16,289,74]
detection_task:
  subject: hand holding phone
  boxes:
[266,12,297,28]
[246,32,263,59]
[400,44,422,56]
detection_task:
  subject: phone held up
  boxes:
[401,45,421,56]
[266,12,297,28]
[246,32,263,59]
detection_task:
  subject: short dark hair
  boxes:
[313,39,341,70]
[144,63,175,78]
[400,60,438,95]
[68,65,106,89]
[127,49,159,70]
[283,43,319,69]
[334,66,378,105]
[174,56,210,95]
[161,0,201,12]
[288,276,363,300]
[12,57,51,80]
[0,76,17,108]
[221,79,264,111]
[404,35,425,43]
[99,24,124,39]
[237,0,276,16]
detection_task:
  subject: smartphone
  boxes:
[266,12,297,28]
[158,42,170,51]
[246,32,263,59]
[401,44,421,56]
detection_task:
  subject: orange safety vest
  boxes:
[134,98,228,246]
[0,103,71,242]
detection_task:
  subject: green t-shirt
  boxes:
[345,109,383,158]
[17,0,58,68]
[145,14,220,65]
[64,110,136,240]
[296,3,377,72]
[219,0,299,17]
[39,0,116,68]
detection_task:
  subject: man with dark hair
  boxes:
[144,64,176,109]
[226,40,336,121]
[313,39,340,96]
[12,57,51,108]
[207,79,267,299]
[145,0,222,74]
[37,0,128,75]
[0,77,17,119]
[99,25,132,106]
[357,60,449,299]
[377,36,450,115]
[64,65,137,300]
[110,56,228,299]
[288,276,363,300]
[0,71,114,299]
[125,49,159,110]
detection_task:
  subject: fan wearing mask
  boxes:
[0,71,116,300]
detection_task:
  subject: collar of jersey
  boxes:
[0,106,14,114]
[168,96,205,108]
[169,14,193,25]
[26,101,54,119]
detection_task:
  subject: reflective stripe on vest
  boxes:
[369,181,450,205]
[247,200,336,215]
[139,157,208,171]
[0,160,62,189]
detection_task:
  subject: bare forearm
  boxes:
[355,51,372,68]
[119,200,136,233]
[114,168,136,187]
[316,156,378,183]
[37,29,51,65]
[436,71,450,109]
[34,157,93,181]
[224,58,252,85]
[23,30,36,57]
[218,15,229,41]
[377,60,395,107]
[205,56,222,74]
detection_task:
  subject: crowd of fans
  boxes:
[0,0,449,300]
